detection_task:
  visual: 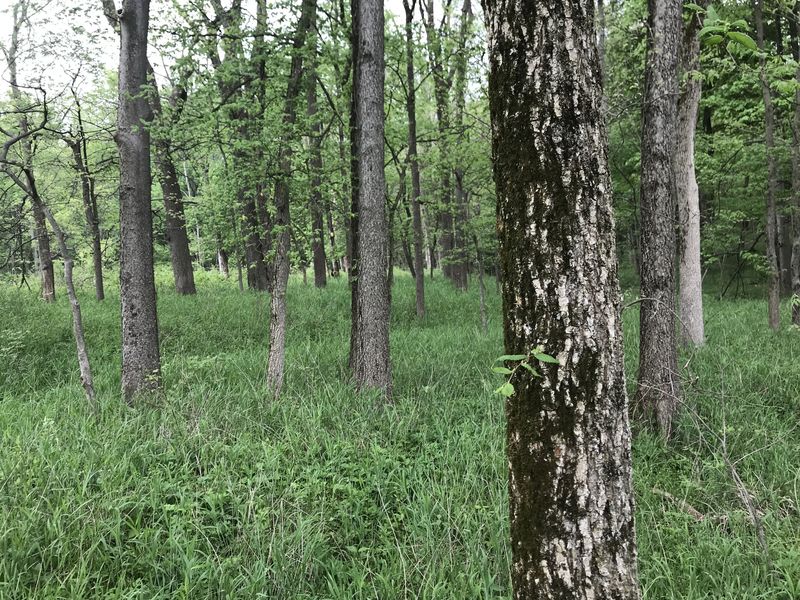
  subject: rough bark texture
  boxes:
[403,0,426,319]
[484,2,640,597]
[755,0,781,331]
[265,0,315,397]
[117,0,161,402]
[353,0,392,398]
[348,0,361,372]
[307,11,328,289]
[676,1,706,347]
[634,0,682,435]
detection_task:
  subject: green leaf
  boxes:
[704,34,724,46]
[492,366,513,375]
[699,25,725,38]
[726,31,757,52]
[494,382,515,397]
[684,2,705,13]
[533,351,561,365]
[494,354,527,363]
[520,362,542,377]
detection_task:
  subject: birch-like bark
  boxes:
[755,0,781,331]
[634,0,683,435]
[676,0,706,346]
[484,1,640,597]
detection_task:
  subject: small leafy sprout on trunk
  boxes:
[491,348,560,398]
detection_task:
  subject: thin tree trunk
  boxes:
[116,0,161,402]
[676,0,706,347]
[755,0,781,331]
[403,0,426,318]
[266,0,315,397]
[31,201,55,302]
[67,118,105,301]
[353,0,391,399]
[307,15,328,289]
[634,0,683,435]
[348,0,361,372]
[473,232,487,334]
[791,0,800,325]
[148,69,196,295]
[38,201,96,408]
[451,0,473,291]
[420,0,455,281]
[485,1,640,596]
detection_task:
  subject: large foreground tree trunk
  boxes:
[676,0,706,347]
[755,0,781,331]
[116,0,161,402]
[403,0,426,319]
[484,1,640,597]
[634,0,682,435]
[352,0,391,398]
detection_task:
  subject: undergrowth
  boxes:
[0,269,798,599]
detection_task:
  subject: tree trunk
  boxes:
[148,70,196,295]
[403,0,426,319]
[348,0,361,372]
[484,1,640,597]
[473,232,487,334]
[676,0,706,347]
[6,1,55,302]
[451,0,474,291]
[420,0,455,281]
[38,201,96,408]
[791,0,800,325]
[755,0,781,331]
[634,0,683,436]
[265,0,315,397]
[307,15,328,289]
[353,0,391,399]
[116,0,161,402]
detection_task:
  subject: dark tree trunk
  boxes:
[31,201,56,302]
[403,0,426,318]
[326,201,340,277]
[116,0,161,402]
[352,0,391,398]
[148,69,196,295]
[484,1,640,596]
[307,13,327,289]
[755,0,781,330]
[348,0,361,372]
[634,0,683,435]
[266,0,316,397]
[67,123,105,301]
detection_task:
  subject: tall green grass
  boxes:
[0,268,798,598]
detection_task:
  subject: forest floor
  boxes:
[1,269,799,599]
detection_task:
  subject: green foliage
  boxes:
[3,273,798,598]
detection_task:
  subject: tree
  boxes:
[2,0,55,303]
[265,0,316,397]
[483,1,640,597]
[791,0,800,326]
[113,0,162,402]
[675,2,706,347]
[402,0,426,319]
[351,0,391,398]
[754,0,781,331]
[635,0,683,435]
[307,5,327,289]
